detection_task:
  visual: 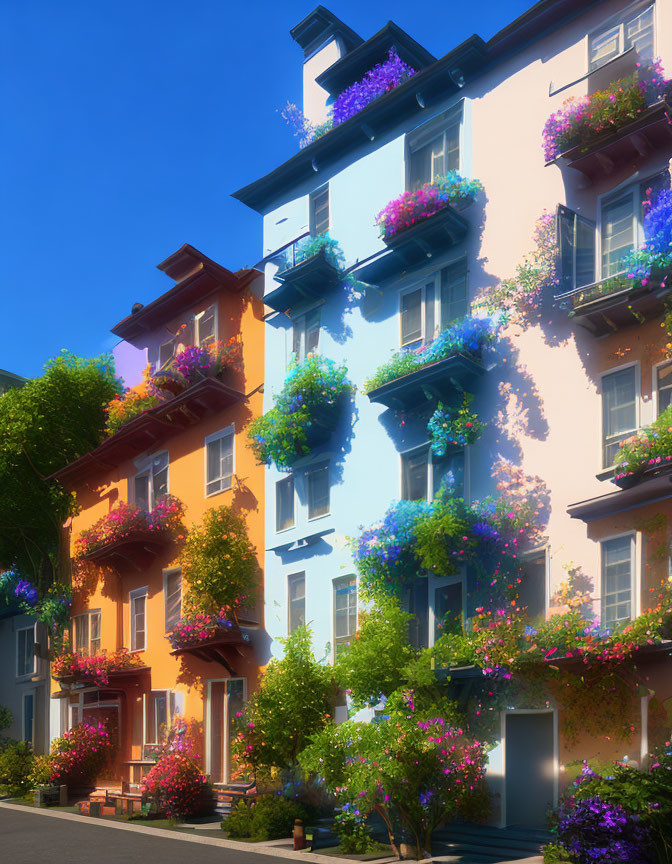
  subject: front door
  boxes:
[505,711,556,827]
[208,679,246,784]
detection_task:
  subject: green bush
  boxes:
[222,795,313,841]
[333,810,376,854]
[0,740,34,797]
[29,754,54,789]
[543,842,572,864]
[0,707,12,733]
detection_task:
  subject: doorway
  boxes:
[206,678,246,784]
[504,710,557,828]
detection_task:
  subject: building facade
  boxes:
[232,0,672,827]
[50,245,265,789]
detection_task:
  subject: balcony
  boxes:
[79,530,172,568]
[366,354,485,411]
[355,205,469,284]
[562,268,671,336]
[169,621,252,676]
[264,246,342,314]
[568,464,672,522]
[551,100,672,181]
[51,651,150,689]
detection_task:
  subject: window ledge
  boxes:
[267,527,335,553]
[596,466,616,482]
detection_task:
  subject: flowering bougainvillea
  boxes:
[428,394,485,456]
[167,608,237,649]
[247,355,352,470]
[375,173,483,240]
[624,186,672,285]
[364,316,497,393]
[478,211,559,327]
[543,61,670,162]
[553,796,651,864]
[74,494,185,558]
[49,721,112,786]
[52,648,145,686]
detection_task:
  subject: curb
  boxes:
[0,801,391,864]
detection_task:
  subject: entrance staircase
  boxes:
[432,823,552,862]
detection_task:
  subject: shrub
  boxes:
[29,754,54,789]
[0,706,12,733]
[427,393,485,456]
[142,752,210,819]
[333,809,376,854]
[375,172,483,240]
[0,740,34,796]
[222,800,255,837]
[50,722,112,786]
[554,796,651,864]
[222,795,313,840]
[247,355,351,471]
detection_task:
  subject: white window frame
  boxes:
[204,424,235,497]
[16,624,36,680]
[22,691,35,745]
[163,568,182,633]
[306,461,331,521]
[400,444,469,503]
[600,361,640,470]
[287,572,306,634]
[652,358,672,419]
[133,450,169,511]
[73,609,101,656]
[195,303,218,347]
[129,586,148,653]
[332,574,358,658]
[145,689,172,745]
[291,306,321,363]
[586,2,655,73]
[597,183,644,281]
[428,572,466,647]
[405,104,463,191]
[309,185,330,236]
[600,531,638,626]
[275,474,295,533]
[398,259,468,348]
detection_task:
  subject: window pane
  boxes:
[440,261,468,328]
[518,556,547,626]
[207,439,221,494]
[602,536,632,626]
[401,289,423,345]
[425,283,435,342]
[625,7,654,61]
[197,306,217,346]
[165,571,182,631]
[409,143,432,190]
[76,614,89,654]
[305,309,321,356]
[444,120,460,172]
[159,339,175,368]
[307,463,330,519]
[292,317,304,361]
[132,594,146,651]
[590,24,621,70]
[220,434,234,490]
[90,612,101,654]
[333,576,357,651]
[430,135,445,182]
[288,573,305,633]
[134,474,149,510]
[602,367,636,467]
[311,188,329,235]
[658,362,672,416]
[433,450,465,499]
[434,582,463,640]
[601,194,635,277]
[402,450,428,501]
[276,476,295,531]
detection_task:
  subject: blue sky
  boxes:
[1,0,533,378]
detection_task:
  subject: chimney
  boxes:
[290,6,363,127]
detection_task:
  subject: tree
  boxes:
[233,627,334,773]
[300,688,488,860]
[0,351,119,590]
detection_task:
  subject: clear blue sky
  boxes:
[1,0,533,378]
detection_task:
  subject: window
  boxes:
[402,447,465,501]
[276,475,295,532]
[333,576,357,654]
[288,573,306,633]
[23,693,34,745]
[601,191,637,278]
[134,451,169,510]
[589,4,654,71]
[307,462,330,519]
[164,569,182,632]
[292,308,321,362]
[557,206,596,293]
[517,553,547,626]
[146,691,181,744]
[602,366,637,468]
[205,426,234,496]
[195,304,217,346]
[17,626,35,678]
[657,362,672,416]
[159,338,175,369]
[431,577,464,643]
[130,588,148,652]
[310,186,329,235]
[400,260,468,347]
[601,535,634,626]
[74,610,101,656]
[408,110,461,190]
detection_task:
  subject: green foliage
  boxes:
[0,351,120,589]
[0,740,34,797]
[233,627,334,772]
[363,351,418,393]
[334,599,415,711]
[180,506,258,616]
[0,706,11,733]
[333,810,376,854]
[222,795,313,840]
[543,842,573,864]
[29,754,55,789]
[614,404,672,481]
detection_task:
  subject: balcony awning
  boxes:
[365,354,485,411]
[264,249,342,314]
[170,626,252,676]
[568,469,672,522]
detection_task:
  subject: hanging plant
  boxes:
[428,394,485,456]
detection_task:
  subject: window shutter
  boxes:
[557,205,595,293]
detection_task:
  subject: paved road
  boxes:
[0,806,282,864]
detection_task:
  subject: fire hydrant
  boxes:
[293,818,306,851]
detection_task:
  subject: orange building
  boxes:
[51,244,265,791]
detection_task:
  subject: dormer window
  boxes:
[588,3,654,72]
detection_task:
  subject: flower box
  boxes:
[264,248,342,314]
[365,354,485,411]
[52,650,148,687]
[548,99,672,179]
[383,205,469,262]
[169,621,250,675]
[613,459,672,489]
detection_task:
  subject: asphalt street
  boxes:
[0,806,283,864]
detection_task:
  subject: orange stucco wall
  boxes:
[54,273,265,781]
